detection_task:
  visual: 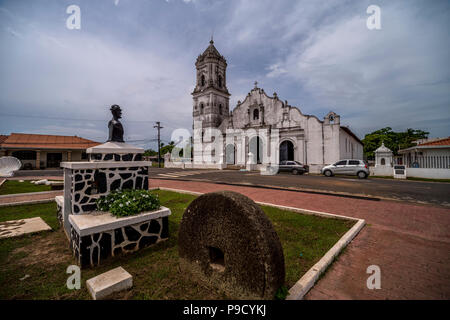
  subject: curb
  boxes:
[286,219,365,300]
[150,177,381,202]
[0,190,62,199]
[0,199,55,208]
[150,186,366,300]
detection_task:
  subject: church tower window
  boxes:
[218,75,223,88]
[201,75,206,87]
[253,109,259,120]
[219,104,223,115]
[200,103,204,114]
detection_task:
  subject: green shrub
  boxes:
[96,189,160,217]
[274,285,289,300]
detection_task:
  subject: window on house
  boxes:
[253,109,259,120]
[11,150,36,160]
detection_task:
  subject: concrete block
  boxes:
[86,267,133,300]
[0,217,51,239]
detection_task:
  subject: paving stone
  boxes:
[86,267,133,300]
[0,217,51,239]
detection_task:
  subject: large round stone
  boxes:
[178,191,285,299]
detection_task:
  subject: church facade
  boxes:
[190,40,363,173]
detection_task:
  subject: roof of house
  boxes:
[0,133,100,150]
[340,126,363,145]
[418,137,450,147]
[0,135,8,145]
[398,136,450,153]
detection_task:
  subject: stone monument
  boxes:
[375,142,393,167]
[55,105,171,268]
[178,191,285,299]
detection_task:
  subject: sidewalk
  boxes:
[0,190,62,206]
[150,179,450,300]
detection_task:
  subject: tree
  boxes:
[143,149,157,156]
[362,127,429,159]
[160,141,175,157]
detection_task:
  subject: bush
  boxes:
[96,189,160,217]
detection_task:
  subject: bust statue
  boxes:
[107,104,124,142]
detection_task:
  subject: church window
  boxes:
[329,114,335,124]
[201,75,206,87]
[253,109,259,120]
[218,75,223,88]
[200,103,204,114]
[219,104,223,115]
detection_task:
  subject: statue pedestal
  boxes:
[56,141,171,268]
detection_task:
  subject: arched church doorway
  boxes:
[249,136,263,164]
[279,140,294,162]
[226,144,236,165]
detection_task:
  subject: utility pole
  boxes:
[153,122,163,168]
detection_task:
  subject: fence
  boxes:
[403,155,450,169]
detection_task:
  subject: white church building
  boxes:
[178,40,363,173]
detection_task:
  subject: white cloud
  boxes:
[0,0,449,143]
[262,2,450,136]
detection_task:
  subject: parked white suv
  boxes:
[321,159,369,179]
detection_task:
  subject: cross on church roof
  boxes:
[254,81,258,88]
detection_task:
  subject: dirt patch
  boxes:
[11,229,73,267]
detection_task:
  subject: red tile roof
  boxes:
[1,133,100,150]
[0,135,8,144]
[418,137,450,147]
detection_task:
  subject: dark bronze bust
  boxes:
[107,104,124,142]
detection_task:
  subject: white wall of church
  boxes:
[339,129,363,160]
[188,42,364,171]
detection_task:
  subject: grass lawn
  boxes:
[151,162,164,168]
[0,190,354,300]
[0,180,51,195]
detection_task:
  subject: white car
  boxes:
[321,159,369,179]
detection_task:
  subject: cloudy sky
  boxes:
[0,0,449,149]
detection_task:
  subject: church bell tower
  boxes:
[192,38,230,130]
[192,38,231,165]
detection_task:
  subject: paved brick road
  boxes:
[149,168,450,207]
[151,179,450,300]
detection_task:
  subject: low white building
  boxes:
[370,142,394,176]
[398,137,450,169]
[189,40,363,173]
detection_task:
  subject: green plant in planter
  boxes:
[96,189,160,217]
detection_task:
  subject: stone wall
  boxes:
[89,152,142,162]
[71,166,149,214]
[71,216,169,268]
